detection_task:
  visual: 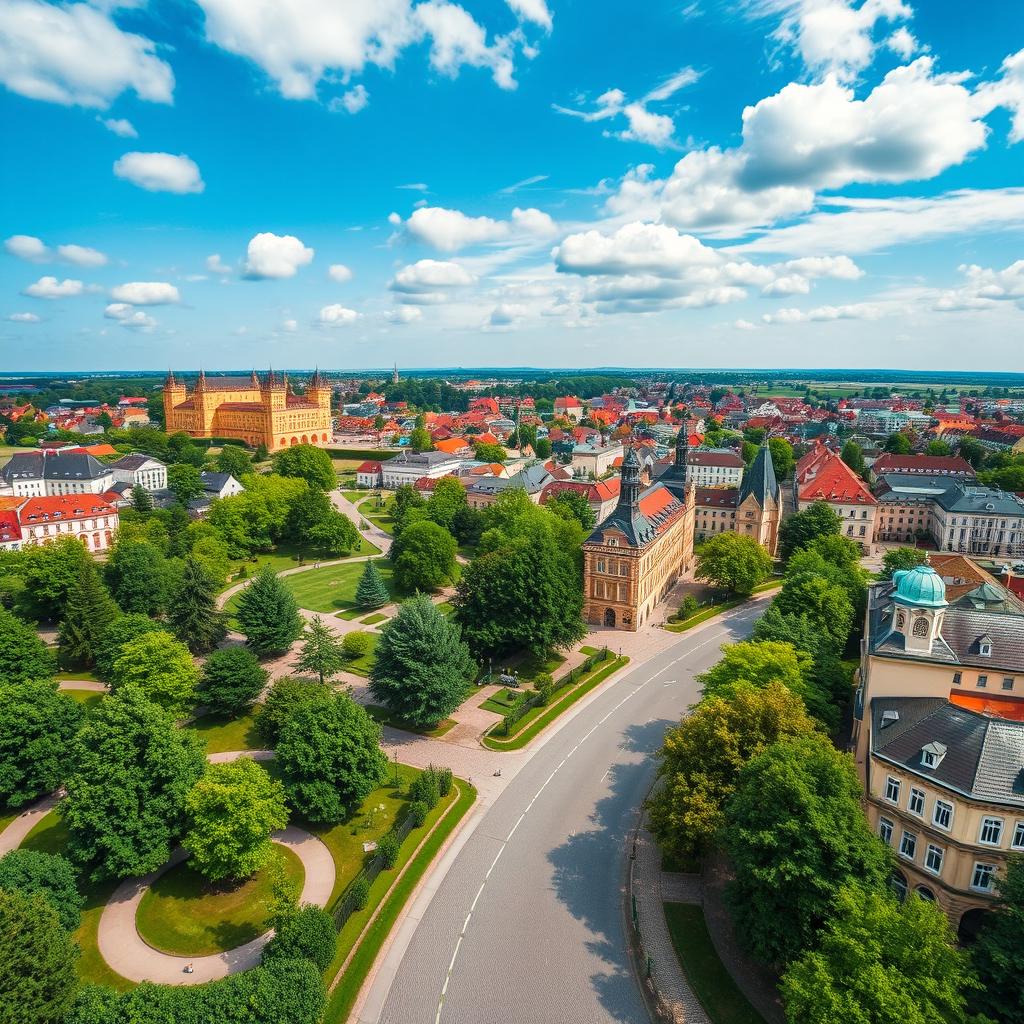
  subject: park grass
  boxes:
[491,648,566,684]
[64,688,105,714]
[341,489,367,502]
[363,705,456,738]
[136,847,304,956]
[187,711,261,754]
[360,612,388,625]
[580,645,601,656]
[56,670,103,682]
[22,808,71,857]
[281,560,397,614]
[663,902,766,1024]
[340,633,380,677]
[482,656,629,751]
[479,687,528,715]
[322,779,476,1024]
[357,495,397,535]
[435,600,455,617]
[222,540,381,594]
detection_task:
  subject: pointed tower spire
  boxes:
[674,421,690,479]
[618,446,642,510]
[165,369,176,387]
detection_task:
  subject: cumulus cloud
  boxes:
[109,281,180,304]
[206,253,233,275]
[0,0,173,108]
[4,235,49,261]
[328,264,353,283]
[22,276,84,299]
[553,67,700,148]
[104,304,158,332]
[505,0,551,29]
[974,48,1024,144]
[389,259,476,303]
[57,244,108,268]
[114,152,205,193]
[330,84,369,114]
[99,116,137,137]
[243,233,314,279]
[319,303,359,325]
[734,318,757,330]
[385,306,423,323]
[554,222,721,277]
[194,0,528,101]
[934,260,1024,312]
[762,301,884,323]
[401,205,557,251]
[7,312,40,323]
[489,302,527,325]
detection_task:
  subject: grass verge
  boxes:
[663,902,766,1024]
[663,580,782,633]
[321,780,476,1024]
[482,656,629,751]
[364,705,456,738]
[360,612,388,625]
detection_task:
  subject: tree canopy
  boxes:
[168,555,226,653]
[695,532,774,596]
[198,647,269,717]
[779,500,842,559]
[236,566,303,656]
[391,520,458,593]
[109,631,199,718]
[93,614,167,682]
[0,606,55,684]
[58,558,120,670]
[355,559,390,609]
[295,616,347,685]
[0,849,83,932]
[970,854,1024,1024]
[881,547,928,580]
[272,444,336,490]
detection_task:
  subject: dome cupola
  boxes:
[893,562,947,609]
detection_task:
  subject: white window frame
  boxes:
[899,830,917,861]
[879,817,894,845]
[932,799,953,831]
[979,816,1004,847]
[884,776,901,804]
[1013,821,1024,851]
[971,862,996,893]
[924,844,944,875]
[908,787,926,816]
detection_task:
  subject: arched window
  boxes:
[896,611,906,629]
[913,618,929,638]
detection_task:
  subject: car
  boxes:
[1013,561,1024,573]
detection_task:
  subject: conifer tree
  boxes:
[58,560,119,669]
[168,556,226,653]
[130,483,153,514]
[236,566,303,656]
[294,616,347,684]
[355,559,390,610]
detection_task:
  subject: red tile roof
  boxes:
[20,495,117,522]
[871,453,975,476]
[0,511,21,544]
[798,451,876,504]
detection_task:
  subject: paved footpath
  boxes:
[96,825,336,985]
[0,794,59,857]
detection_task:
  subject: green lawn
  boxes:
[64,688,105,714]
[363,705,456,738]
[136,847,304,956]
[491,648,566,684]
[435,601,455,617]
[341,489,366,503]
[663,902,767,1024]
[357,495,397,535]
[56,671,103,682]
[187,711,262,753]
[479,688,528,715]
[340,632,380,677]
[282,560,398,614]
[360,612,388,625]
[222,540,381,593]
[22,808,71,857]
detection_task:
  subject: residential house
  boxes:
[0,450,114,498]
[110,454,168,493]
[796,445,877,552]
[17,495,119,553]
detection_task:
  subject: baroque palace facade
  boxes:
[163,370,332,452]
[582,434,780,631]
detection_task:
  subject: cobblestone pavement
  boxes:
[631,821,710,1024]
[660,871,704,905]
[96,825,335,986]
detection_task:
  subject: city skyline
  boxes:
[2,0,1023,371]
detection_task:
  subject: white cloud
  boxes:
[114,152,205,193]
[105,305,158,332]
[243,233,314,279]
[401,205,556,251]
[385,306,422,323]
[553,67,700,148]
[281,319,298,332]
[7,312,40,323]
[762,301,884,323]
[109,281,180,304]
[974,48,1024,144]
[499,173,548,194]
[885,26,918,60]
[206,253,233,275]
[489,302,527,325]
[57,244,108,268]
[330,84,369,114]
[4,235,48,261]
[319,303,360,325]
[328,264,353,283]
[934,260,1024,312]
[734,318,757,330]
[390,258,476,293]
[0,0,173,108]
[99,116,138,138]
[414,1,517,90]
[505,0,551,29]
[783,254,863,279]
[554,222,720,277]
[397,182,429,191]
[762,275,811,296]
[22,276,84,299]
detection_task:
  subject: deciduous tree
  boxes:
[105,540,169,615]
[167,463,205,504]
[881,547,928,580]
[970,854,1024,1024]
[14,536,90,621]
[391,520,458,592]
[272,444,336,490]
[94,613,166,682]
[256,677,330,746]
[198,647,268,717]
[779,500,842,559]
[0,850,83,932]
[109,630,199,717]
[695,532,773,596]
[0,606,55,683]
[216,444,253,478]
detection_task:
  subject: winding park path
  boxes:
[96,825,336,986]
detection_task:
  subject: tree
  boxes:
[424,476,467,533]
[105,540,169,615]
[263,905,336,971]
[779,500,842,559]
[694,532,773,596]
[535,437,552,459]
[841,440,866,476]
[286,488,358,555]
[254,441,270,462]
[183,758,289,882]
[61,687,205,881]
[409,427,432,453]
[58,559,120,669]
[198,647,269,717]
[276,690,388,823]
[768,438,795,480]
[884,431,913,454]
[355,559,390,609]
[925,438,952,457]
[342,630,372,659]
[236,566,303,656]
[782,886,976,1024]
[0,680,83,810]
[881,547,928,580]
[473,441,506,463]
[272,444,336,490]
[546,490,596,532]
[776,571,856,653]
[110,631,199,717]
[167,463,205,503]
[12,536,88,621]
[392,484,426,535]
[256,677,331,746]
[0,889,78,1023]
[216,444,253,478]
[648,681,816,861]
[0,606,55,683]
[167,556,225,653]
[391,520,458,592]
[370,595,475,727]
[957,435,985,470]
[722,733,890,964]
[0,850,83,932]
[970,854,1024,1024]
[295,616,347,684]
[94,613,166,682]
[130,483,153,514]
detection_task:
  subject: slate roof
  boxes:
[694,487,738,508]
[587,481,687,548]
[871,696,1024,807]
[934,481,1024,516]
[468,463,552,497]
[1,450,110,483]
[110,453,162,471]
[199,472,237,493]
[737,443,779,508]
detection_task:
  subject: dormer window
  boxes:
[979,635,993,657]
[921,742,947,770]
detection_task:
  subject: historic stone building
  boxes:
[163,370,332,452]
[734,443,781,557]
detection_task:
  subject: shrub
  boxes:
[408,771,439,810]
[435,766,453,798]
[409,800,428,827]
[342,631,372,659]
[263,905,336,972]
[535,672,555,706]
[376,831,400,869]
[349,876,370,912]
[678,594,700,620]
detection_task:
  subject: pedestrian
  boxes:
[184,962,194,974]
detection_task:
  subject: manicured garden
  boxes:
[222,539,382,594]
[187,711,262,753]
[363,705,457,738]
[282,560,397,614]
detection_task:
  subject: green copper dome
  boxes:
[893,563,947,608]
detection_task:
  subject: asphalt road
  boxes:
[363,605,763,1024]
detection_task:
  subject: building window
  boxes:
[925,844,944,875]
[979,817,1004,846]
[1012,821,1024,850]
[899,831,917,861]
[908,788,925,816]
[978,675,988,688]
[596,560,606,573]
[952,671,962,685]
[879,818,894,845]
[913,618,929,638]
[932,800,953,830]
[971,863,996,892]
[884,776,901,804]
[1003,677,1014,691]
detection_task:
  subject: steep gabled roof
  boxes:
[738,443,779,509]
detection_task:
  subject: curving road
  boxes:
[358,604,765,1024]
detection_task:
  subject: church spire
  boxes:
[618,446,642,510]
[674,422,690,480]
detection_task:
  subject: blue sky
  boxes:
[1,0,1022,371]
